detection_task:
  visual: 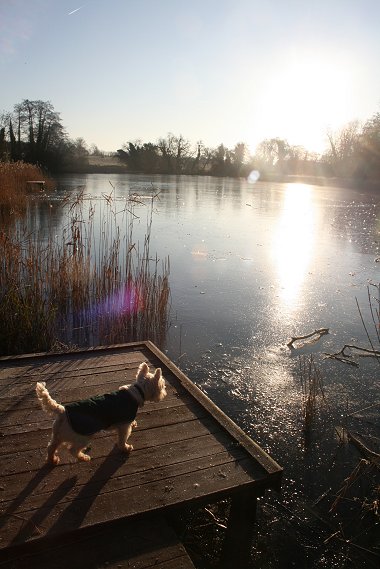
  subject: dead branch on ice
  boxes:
[347,431,380,467]
[286,328,329,350]
[324,344,380,366]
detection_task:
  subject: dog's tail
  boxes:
[35,382,64,415]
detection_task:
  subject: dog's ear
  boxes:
[153,368,162,382]
[137,362,149,378]
[153,368,166,401]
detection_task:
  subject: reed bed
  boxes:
[0,161,54,215]
[0,189,170,355]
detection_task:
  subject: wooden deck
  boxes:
[0,341,282,567]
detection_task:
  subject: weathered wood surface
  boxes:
[0,516,196,569]
[0,341,282,562]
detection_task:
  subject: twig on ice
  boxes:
[324,344,380,366]
[287,328,329,350]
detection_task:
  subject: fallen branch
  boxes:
[329,459,370,513]
[346,401,380,418]
[203,507,227,530]
[324,344,380,366]
[324,530,380,560]
[347,431,380,467]
[287,328,329,349]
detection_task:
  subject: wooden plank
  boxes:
[0,430,240,503]
[0,516,196,568]
[1,446,253,513]
[0,454,264,548]
[0,342,147,365]
[0,352,147,386]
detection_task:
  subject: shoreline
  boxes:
[60,165,380,193]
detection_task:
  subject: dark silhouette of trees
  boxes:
[255,138,291,170]
[156,133,193,173]
[119,134,197,175]
[2,97,379,183]
[0,100,89,172]
[322,114,380,181]
[324,121,361,177]
[359,112,380,179]
[7,100,65,164]
[118,141,160,173]
[117,135,253,177]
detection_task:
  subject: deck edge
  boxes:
[144,340,283,491]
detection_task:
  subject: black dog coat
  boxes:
[65,389,139,436]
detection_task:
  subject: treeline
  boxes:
[1,99,380,181]
[0,100,94,173]
[117,137,252,177]
[119,117,380,181]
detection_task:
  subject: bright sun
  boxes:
[253,51,353,154]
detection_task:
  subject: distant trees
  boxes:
[0,99,89,172]
[255,138,290,170]
[117,136,252,177]
[1,100,65,167]
[323,113,380,180]
[324,121,361,177]
[254,138,324,177]
[358,112,380,179]
[1,98,380,182]
[118,141,159,173]
[83,115,380,182]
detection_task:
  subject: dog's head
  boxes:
[135,362,167,402]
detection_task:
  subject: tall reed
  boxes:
[0,189,170,355]
[298,355,327,444]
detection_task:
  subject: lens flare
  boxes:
[247,170,260,184]
[84,284,143,321]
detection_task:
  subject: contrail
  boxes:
[68,6,84,16]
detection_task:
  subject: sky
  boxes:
[1,0,379,155]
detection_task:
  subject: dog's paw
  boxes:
[78,453,91,462]
[121,443,133,453]
[131,420,137,429]
[49,455,60,466]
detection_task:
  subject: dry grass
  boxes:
[0,161,54,215]
[0,188,170,355]
[298,355,327,444]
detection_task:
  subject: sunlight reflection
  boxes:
[272,184,315,312]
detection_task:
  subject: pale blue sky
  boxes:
[1,0,379,154]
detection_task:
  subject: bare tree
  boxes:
[325,121,361,176]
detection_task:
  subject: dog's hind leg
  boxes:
[70,445,91,462]
[47,420,62,465]
[47,438,60,465]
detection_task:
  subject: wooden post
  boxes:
[220,489,260,568]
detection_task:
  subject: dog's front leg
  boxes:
[117,421,136,453]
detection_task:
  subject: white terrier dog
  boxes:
[36,362,166,465]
